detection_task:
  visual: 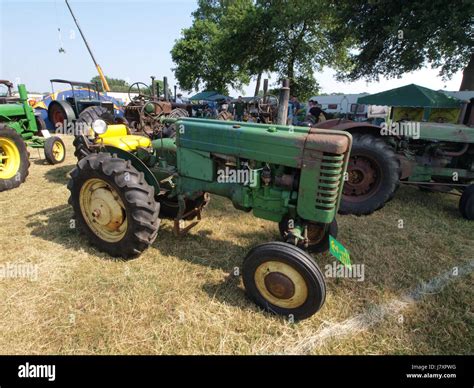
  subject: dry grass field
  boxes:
[0,136,472,354]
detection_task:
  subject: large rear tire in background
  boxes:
[339,134,400,215]
[0,127,30,192]
[242,242,326,320]
[459,185,474,220]
[75,106,115,135]
[68,153,161,258]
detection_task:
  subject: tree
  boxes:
[171,0,251,94]
[171,0,347,99]
[329,0,474,90]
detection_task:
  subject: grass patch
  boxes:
[0,136,472,354]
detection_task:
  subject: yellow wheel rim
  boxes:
[79,178,128,243]
[254,261,308,309]
[52,140,65,161]
[0,137,21,180]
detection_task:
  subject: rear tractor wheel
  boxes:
[242,242,326,320]
[339,133,400,215]
[0,127,30,192]
[68,153,161,258]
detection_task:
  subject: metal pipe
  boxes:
[65,0,110,92]
[163,77,169,101]
[276,79,290,125]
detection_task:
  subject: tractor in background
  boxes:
[69,116,352,320]
[47,79,117,131]
[0,83,66,192]
[317,84,474,220]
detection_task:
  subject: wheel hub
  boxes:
[52,141,64,161]
[264,272,295,299]
[254,261,308,309]
[79,179,127,242]
[0,138,21,179]
[344,156,378,196]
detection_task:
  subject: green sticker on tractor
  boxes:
[329,236,351,268]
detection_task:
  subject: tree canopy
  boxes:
[171,0,473,98]
[171,0,348,99]
[329,0,474,90]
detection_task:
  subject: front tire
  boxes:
[339,134,400,215]
[68,153,160,258]
[44,136,66,164]
[242,242,326,320]
[0,127,30,192]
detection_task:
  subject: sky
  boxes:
[0,0,465,98]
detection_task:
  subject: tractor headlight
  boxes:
[92,119,108,135]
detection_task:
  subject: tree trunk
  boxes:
[460,53,474,91]
[254,73,262,97]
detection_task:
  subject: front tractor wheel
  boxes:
[242,242,326,320]
[44,136,66,164]
[339,134,400,215]
[0,127,30,192]
[68,153,161,258]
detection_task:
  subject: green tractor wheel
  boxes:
[68,153,161,258]
[279,217,338,254]
[44,136,66,165]
[0,127,30,192]
[242,241,326,320]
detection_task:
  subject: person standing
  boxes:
[309,100,327,123]
[175,93,183,104]
[234,96,245,121]
[290,96,301,125]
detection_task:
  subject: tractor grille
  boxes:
[315,153,345,211]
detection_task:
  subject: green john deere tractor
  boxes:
[0,83,66,192]
[68,117,352,320]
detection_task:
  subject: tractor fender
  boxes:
[48,100,76,124]
[103,145,160,194]
[315,119,382,136]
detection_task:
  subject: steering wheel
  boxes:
[128,82,152,101]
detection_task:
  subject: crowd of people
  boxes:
[185,94,328,125]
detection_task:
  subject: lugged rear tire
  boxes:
[68,153,160,258]
[339,133,400,215]
[75,106,115,135]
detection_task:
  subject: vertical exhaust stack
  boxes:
[163,77,169,101]
[277,79,290,125]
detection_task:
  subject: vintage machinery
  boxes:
[0,80,19,104]
[123,78,190,136]
[0,84,66,191]
[318,85,474,220]
[47,79,115,128]
[68,117,352,319]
